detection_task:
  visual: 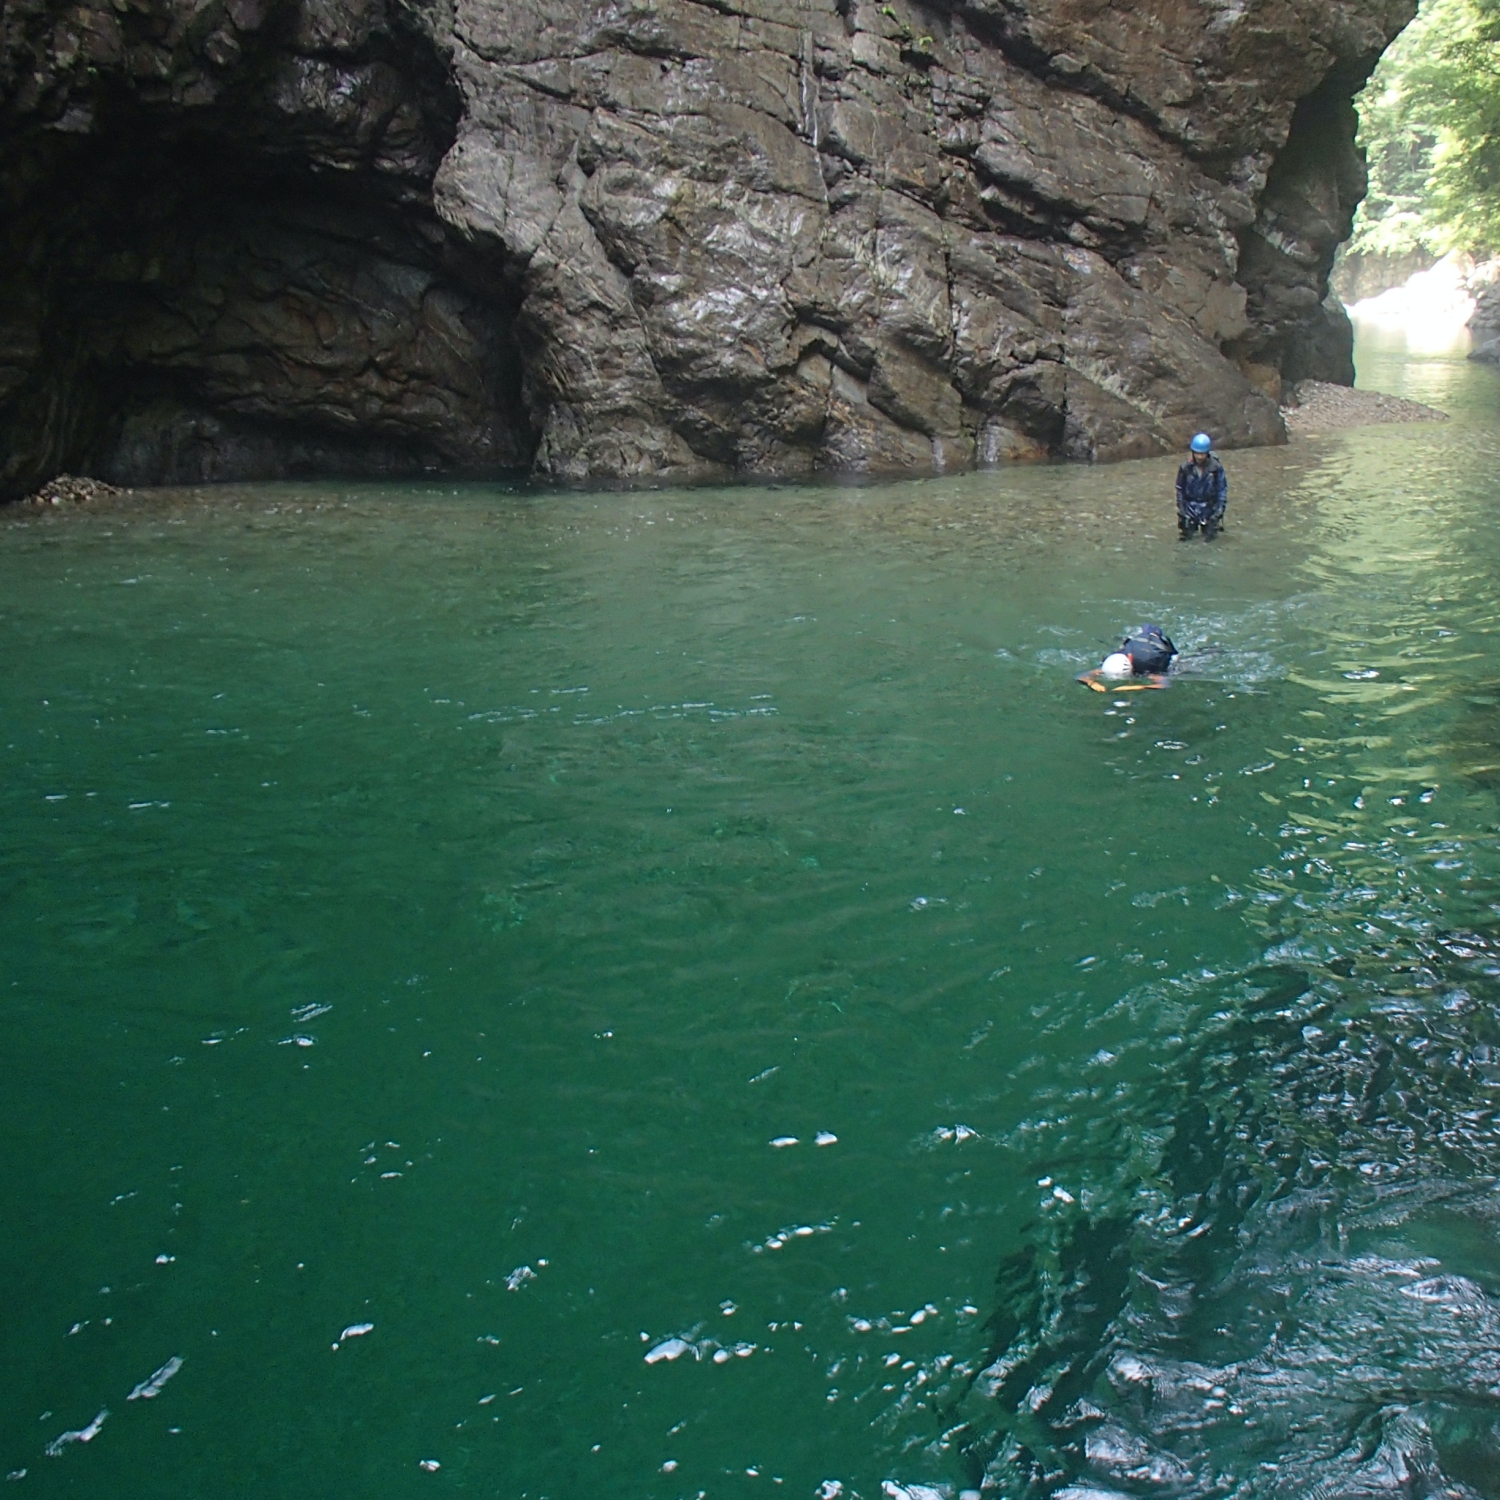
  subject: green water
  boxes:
[5,333,1500,1499]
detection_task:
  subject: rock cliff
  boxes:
[0,0,1415,496]
[1469,276,1500,363]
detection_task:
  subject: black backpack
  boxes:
[1122,623,1176,674]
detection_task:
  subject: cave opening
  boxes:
[0,41,538,501]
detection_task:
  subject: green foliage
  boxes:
[1350,0,1500,258]
[1348,47,1438,256]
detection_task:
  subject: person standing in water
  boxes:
[1176,432,1227,539]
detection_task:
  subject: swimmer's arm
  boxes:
[1075,670,1169,692]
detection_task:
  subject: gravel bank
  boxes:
[1282,380,1449,436]
[20,475,125,506]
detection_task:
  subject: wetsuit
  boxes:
[1176,455,1227,538]
[1122,624,1176,675]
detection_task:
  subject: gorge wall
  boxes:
[0,0,1417,497]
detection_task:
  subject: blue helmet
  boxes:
[1190,432,1212,454]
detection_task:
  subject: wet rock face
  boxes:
[1467,281,1500,363]
[0,0,1415,495]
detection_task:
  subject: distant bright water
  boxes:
[5,333,1500,1500]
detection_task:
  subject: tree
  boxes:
[1349,0,1500,259]
[1408,0,1500,251]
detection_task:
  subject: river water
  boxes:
[4,334,1500,1500]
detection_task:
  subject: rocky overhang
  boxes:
[0,0,1417,495]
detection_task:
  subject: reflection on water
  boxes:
[1355,318,1480,407]
[2,334,1500,1499]
[957,941,1500,1498]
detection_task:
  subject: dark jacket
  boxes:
[1176,455,1227,520]
[1122,623,1176,675]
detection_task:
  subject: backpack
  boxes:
[1122,623,1176,674]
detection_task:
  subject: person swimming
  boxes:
[1077,623,1177,691]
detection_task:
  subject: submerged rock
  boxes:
[0,0,1416,496]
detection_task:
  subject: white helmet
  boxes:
[1101,652,1133,678]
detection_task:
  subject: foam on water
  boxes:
[126,1357,182,1401]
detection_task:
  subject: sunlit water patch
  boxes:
[4,337,1500,1499]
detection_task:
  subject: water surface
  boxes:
[4,338,1500,1498]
